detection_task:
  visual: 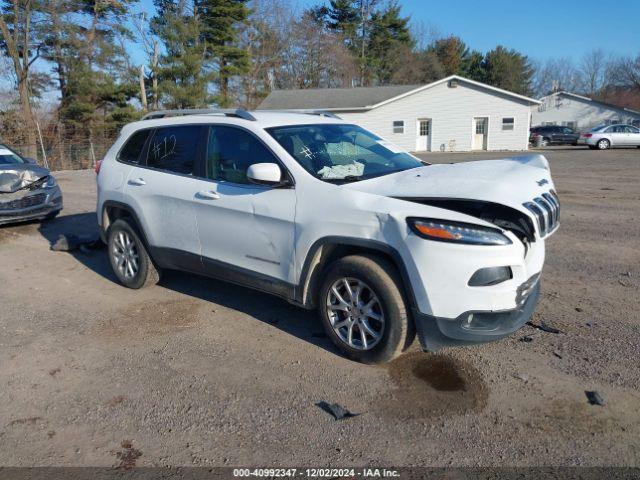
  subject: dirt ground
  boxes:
[0,146,639,468]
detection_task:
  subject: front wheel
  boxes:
[107,218,160,289]
[597,138,611,150]
[318,255,414,364]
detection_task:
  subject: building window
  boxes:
[419,120,430,136]
[502,117,514,131]
[392,121,404,134]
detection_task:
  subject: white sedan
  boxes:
[578,124,640,149]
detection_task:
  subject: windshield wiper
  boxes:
[322,175,363,183]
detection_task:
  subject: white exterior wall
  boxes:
[337,81,533,152]
[532,93,640,130]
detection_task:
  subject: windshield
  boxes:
[266,124,423,182]
[589,125,606,132]
[0,146,25,165]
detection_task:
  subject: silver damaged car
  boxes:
[0,144,63,226]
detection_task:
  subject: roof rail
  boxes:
[269,109,342,119]
[141,108,257,121]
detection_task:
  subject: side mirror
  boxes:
[24,157,38,164]
[247,163,284,186]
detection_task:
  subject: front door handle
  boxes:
[196,190,220,200]
[128,178,146,186]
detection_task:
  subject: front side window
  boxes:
[206,126,280,184]
[267,123,422,183]
[146,125,203,174]
[392,121,404,134]
[502,117,514,131]
[118,130,150,165]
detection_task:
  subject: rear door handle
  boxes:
[196,190,220,200]
[128,178,146,186]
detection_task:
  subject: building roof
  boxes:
[258,84,421,110]
[258,75,541,111]
[540,91,640,116]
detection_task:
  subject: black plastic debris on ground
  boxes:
[526,321,562,334]
[50,234,104,252]
[585,391,604,406]
[519,335,533,343]
[316,401,360,421]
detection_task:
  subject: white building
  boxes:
[532,91,640,130]
[258,75,540,152]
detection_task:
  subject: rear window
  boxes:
[146,125,203,175]
[118,130,150,164]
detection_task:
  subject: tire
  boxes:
[107,218,160,289]
[541,137,550,147]
[318,254,414,364]
[597,138,610,150]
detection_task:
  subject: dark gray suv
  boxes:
[530,126,580,146]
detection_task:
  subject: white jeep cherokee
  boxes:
[96,109,559,364]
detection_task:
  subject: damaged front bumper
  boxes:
[0,186,63,226]
[413,276,540,352]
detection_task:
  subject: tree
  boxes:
[0,0,45,157]
[366,1,412,85]
[198,0,250,106]
[531,57,582,97]
[483,45,533,95]
[55,0,140,153]
[391,48,444,85]
[461,50,484,82]
[152,0,213,108]
[580,49,609,97]
[428,35,469,76]
[278,10,357,89]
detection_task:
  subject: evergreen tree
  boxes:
[461,50,485,82]
[51,1,139,150]
[324,0,360,52]
[152,0,213,108]
[367,2,412,84]
[483,45,533,95]
[428,36,469,76]
[197,0,250,106]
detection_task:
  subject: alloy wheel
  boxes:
[326,277,385,350]
[111,230,139,279]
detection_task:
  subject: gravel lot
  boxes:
[0,146,639,468]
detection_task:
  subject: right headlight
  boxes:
[407,217,512,246]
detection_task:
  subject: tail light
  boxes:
[583,133,592,138]
[94,159,102,174]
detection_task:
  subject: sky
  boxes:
[134,0,640,63]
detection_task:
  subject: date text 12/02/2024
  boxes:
[232,468,400,478]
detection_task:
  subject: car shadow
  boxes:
[38,212,339,354]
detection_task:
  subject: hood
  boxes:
[346,154,554,213]
[0,164,50,194]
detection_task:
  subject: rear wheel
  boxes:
[318,254,414,364]
[107,218,160,289]
[541,137,550,147]
[597,138,610,150]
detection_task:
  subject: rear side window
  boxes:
[146,125,203,175]
[206,126,280,185]
[118,130,150,164]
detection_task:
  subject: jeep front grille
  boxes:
[523,190,560,237]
